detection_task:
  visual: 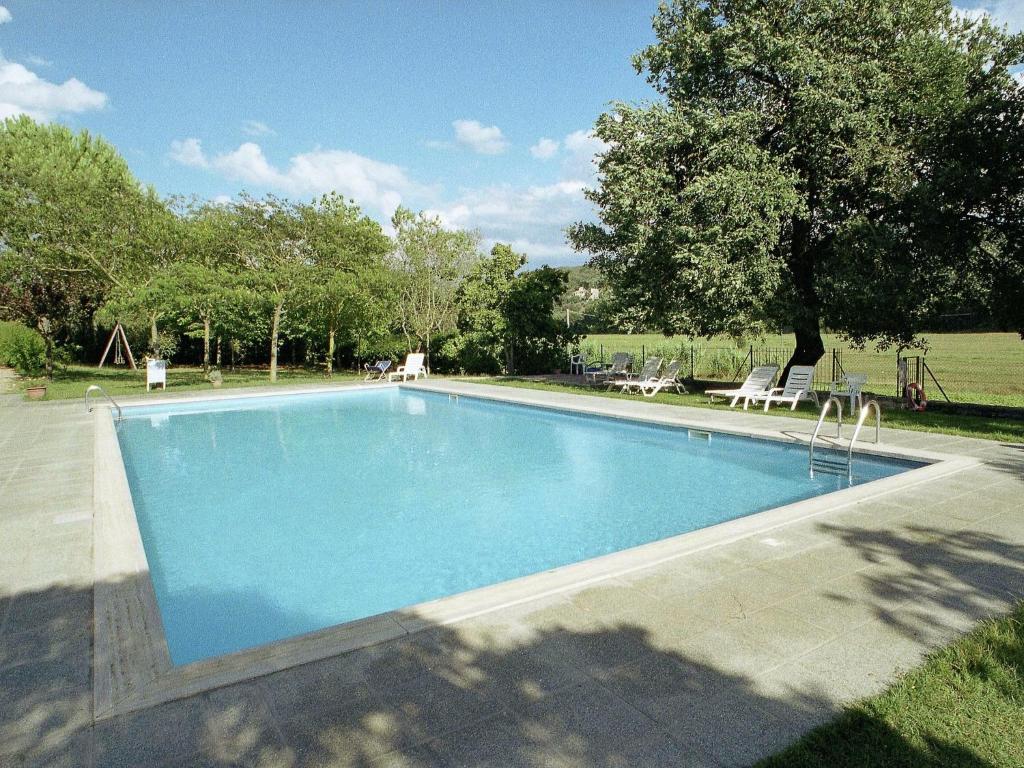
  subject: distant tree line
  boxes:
[0,116,577,379]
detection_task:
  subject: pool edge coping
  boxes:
[92,379,980,720]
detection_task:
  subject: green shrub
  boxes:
[0,321,47,376]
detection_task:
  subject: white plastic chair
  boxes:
[829,373,868,412]
[705,365,779,409]
[387,353,427,381]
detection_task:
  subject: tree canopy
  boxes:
[570,0,1024,371]
[0,115,169,373]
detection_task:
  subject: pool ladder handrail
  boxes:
[847,400,881,466]
[85,384,122,422]
[808,396,844,470]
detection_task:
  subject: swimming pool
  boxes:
[116,386,922,665]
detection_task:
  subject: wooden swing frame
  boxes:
[98,322,137,370]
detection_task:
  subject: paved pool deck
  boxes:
[2,380,1023,767]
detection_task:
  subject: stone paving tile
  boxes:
[456,646,590,715]
[639,678,809,768]
[374,663,508,743]
[5,727,96,768]
[684,567,809,624]
[776,568,932,637]
[93,695,211,768]
[423,714,563,768]
[752,542,873,583]
[0,620,92,672]
[4,587,92,637]
[273,698,425,767]
[762,635,907,707]
[625,551,737,601]
[200,680,287,765]
[674,623,790,679]
[512,680,669,757]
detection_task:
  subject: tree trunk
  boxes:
[202,317,211,373]
[150,314,159,351]
[425,334,431,375]
[782,217,827,383]
[216,336,222,368]
[326,323,335,377]
[37,317,54,380]
[783,315,826,382]
[269,301,283,382]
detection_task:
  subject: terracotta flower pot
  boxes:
[26,385,47,400]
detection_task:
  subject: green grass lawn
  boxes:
[583,332,1024,407]
[475,377,1024,443]
[17,364,360,401]
[759,603,1024,768]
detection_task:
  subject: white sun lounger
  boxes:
[387,353,427,381]
[623,359,687,397]
[753,365,820,411]
[705,365,779,409]
[585,352,633,383]
[610,357,662,391]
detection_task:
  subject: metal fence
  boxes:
[579,341,1024,409]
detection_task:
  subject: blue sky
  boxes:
[0,1,1021,267]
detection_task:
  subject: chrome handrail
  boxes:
[808,396,843,472]
[85,384,122,422]
[848,399,881,466]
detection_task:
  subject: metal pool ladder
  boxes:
[808,396,843,479]
[809,397,882,480]
[85,384,122,422]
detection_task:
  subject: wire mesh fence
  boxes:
[578,339,1024,409]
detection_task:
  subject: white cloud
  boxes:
[242,119,275,137]
[423,179,592,266]
[25,55,52,67]
[453,119,509,155]
[212,142,283,187]
[530,137,559,160]
[0,55,107,121]
[417,126,609,266]
[168,137,209,168]
[0,7,12,24]
[167,124,606,267]
[168,139,421,217]
[563,129,609,158]
[954,2,1024,31]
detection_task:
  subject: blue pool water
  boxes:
[116,387,921,665]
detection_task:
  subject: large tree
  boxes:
[0,116,171,374]
[231,194,314,382]
[571,0,1024,373]
[300,193,393,376]
[389,207,479,367]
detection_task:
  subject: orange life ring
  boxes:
[904,382,927,412]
